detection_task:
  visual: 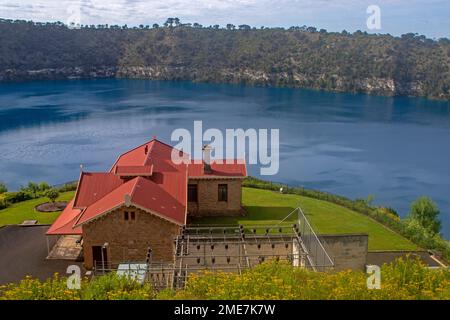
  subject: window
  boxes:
[188,184,198,202]
[218,184,228,202]
[130,211,136,220]
[124,211,129,221]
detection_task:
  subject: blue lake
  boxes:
[0,79,449,238]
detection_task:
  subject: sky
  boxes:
[0,0,448,38]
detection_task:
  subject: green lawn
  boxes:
[192,187,418,251]
[0,191,75,226]
[0,187,418,251]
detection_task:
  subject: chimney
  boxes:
[202,145,212,173]
[144,145,148,155]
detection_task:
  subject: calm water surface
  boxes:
[0,79,449,237]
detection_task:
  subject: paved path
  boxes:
[0,225,83,285]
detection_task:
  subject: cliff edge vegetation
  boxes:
[1,19,449,100]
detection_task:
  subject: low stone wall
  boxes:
[319,234,368,271]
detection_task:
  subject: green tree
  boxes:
[39,182,51,192]
[0,182,7,194]
[25,182,40,198]
[46,189,59,203]
[408,196,441,234]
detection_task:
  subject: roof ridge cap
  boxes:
[129,176,141,199]
[109,139,156,172]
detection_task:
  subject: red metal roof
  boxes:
[129,176,186,225]
[47,138,245,235]
[188,160,247,178]
[46,199,83,235]
[115,165,154,176]
[73,172,123,208]
[74,176,185,226]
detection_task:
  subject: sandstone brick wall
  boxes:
[319,234,368,271]
[82,206,181,269]
[187,178,243,217]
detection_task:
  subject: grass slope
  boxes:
[194,187,418,251]
[0,188,417,251]
[0,191,75,226]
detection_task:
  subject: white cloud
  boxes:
[0,0,448,37]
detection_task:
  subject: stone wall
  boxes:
[319,234,368,271]
[187,178,244,217]
[82,206,181,269]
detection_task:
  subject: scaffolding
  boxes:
[171,207,334,287]
[92,207,334,289]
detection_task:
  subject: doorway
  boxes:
[92,246,108,269]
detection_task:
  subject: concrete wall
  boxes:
[319,234,368,271]
[187,178,243,217]
[82,206,181,269]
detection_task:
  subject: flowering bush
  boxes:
[0,273,154,300]
[0,258,448,300]
[168,257,449,300]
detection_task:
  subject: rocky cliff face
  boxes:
[0,65,440,99]
[0,67,117,81]
[117,66,434,98]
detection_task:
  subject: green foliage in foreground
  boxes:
[1,258,448,300]
[243,177,450,260]
[0,273,153,300]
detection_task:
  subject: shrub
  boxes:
[408,196,441,234]
[0,258,447,300]
[167,257,449,300]
[0,198,9,210]
[45,189,59,203]
[38,182,51,192]
[58,182,78,193]
[0,273,154,300]
[82,273,153,300]
[0,182,7,194]
[0,274,82,300]
[3,191,33,204]
[21,182,40,198]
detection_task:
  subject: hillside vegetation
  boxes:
[0,19,449,99]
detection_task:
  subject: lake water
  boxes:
[1,79,449,238]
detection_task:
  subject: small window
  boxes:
[130,211,136,220]
[218,184,228,202]
[188,184,198,202]
[124,211,129,221]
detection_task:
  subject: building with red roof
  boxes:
[47,138,247,269]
